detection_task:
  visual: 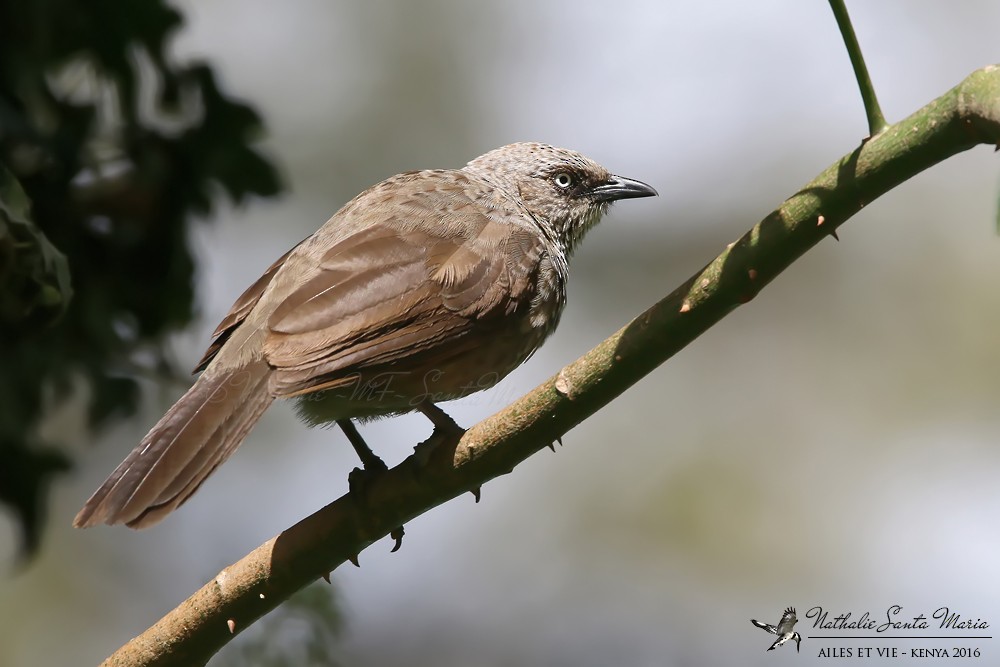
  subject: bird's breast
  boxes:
[294,294,562,425]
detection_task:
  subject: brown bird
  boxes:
[74,142,657,529]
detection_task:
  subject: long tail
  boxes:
[74,360,273,529]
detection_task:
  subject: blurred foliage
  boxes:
[0,0,282,558]
[0,163,72,327]
[216,582,344,667]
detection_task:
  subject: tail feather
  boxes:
[74,362,272,528]
[124,371,273,528]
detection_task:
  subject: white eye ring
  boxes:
[553,172,573,189]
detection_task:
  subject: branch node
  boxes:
[554,370,574,398]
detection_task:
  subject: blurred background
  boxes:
[2,1,1000,665]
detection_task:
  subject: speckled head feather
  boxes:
[463,142,655,256]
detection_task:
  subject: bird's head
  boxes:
[463,142,657,256]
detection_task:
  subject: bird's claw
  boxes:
[390,526,405,552]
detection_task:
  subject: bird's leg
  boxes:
[416,401,465,437]
[337,419,387,473]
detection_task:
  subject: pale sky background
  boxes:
[3,1,1000,665]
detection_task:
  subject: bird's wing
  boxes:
[751,619,778,635]
[193,240,304,372]
[777,607,798,633]
[262,197,549,397]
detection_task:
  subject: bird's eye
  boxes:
[553,172,574,189]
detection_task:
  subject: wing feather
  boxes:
[262,198,548,398]
[193,240,304,372]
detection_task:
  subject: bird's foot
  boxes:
[412,402,466,468]
[345,460,406,555]
[340,419,389,503]
[338,420,404,553]
[346,459,388,502]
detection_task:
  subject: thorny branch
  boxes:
[100,65,1000,666]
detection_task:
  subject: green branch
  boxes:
[100,65,1000,667]
[829,0,889,136]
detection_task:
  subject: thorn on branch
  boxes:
[349,553,360,568]
[818,214,840,241]
[470,486,481,503]
[321,572,331,584]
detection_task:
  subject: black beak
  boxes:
[589,175,658,202]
